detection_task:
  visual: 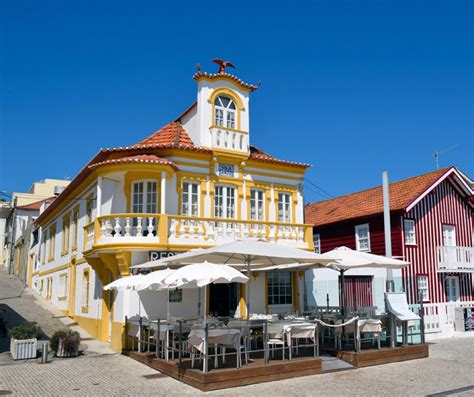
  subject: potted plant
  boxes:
[9,323,44,360]
[50,329,81,357]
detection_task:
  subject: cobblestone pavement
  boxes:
[1,267,473,396]
[0,337,472,396]
[0,267,114,365]
[0,268,68,363]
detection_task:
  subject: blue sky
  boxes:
[1,0,472,203]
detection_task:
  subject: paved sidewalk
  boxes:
[0,266,114,365]
[0,337,473,396]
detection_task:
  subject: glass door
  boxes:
[445,276,460,302]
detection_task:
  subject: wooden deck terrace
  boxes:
[125,344,429,391]
[125,348,352,391]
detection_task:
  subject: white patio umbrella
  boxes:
[161,262,249,323]
[132,239,337,318]
[134,268,176,321]
[319,247,410,316]
[103,274,146,291]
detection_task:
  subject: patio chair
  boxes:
[266,331,286,361]
[128,323,140,351]
[287,324,318,360]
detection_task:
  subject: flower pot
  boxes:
[10,338,37,360]
[56,338,79,357]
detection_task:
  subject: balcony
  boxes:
[84,213,313,252]
[210,127,248,153]
[437,246,474,272]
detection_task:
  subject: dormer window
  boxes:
[214,95,236,129]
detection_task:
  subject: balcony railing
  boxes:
[437,246,474,272]
[210,127,248,153]
[84,213,313,251]
[168,216,309,248]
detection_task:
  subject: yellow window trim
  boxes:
[71,205,80,251]
[82,268,90,312]
[208,87,244,131]
[48,224,56,262]
[124,171,165,213]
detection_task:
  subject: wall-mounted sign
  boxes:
[148,251,179,261]
[218,163,234,177]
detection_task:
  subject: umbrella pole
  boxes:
[340,269,346,350]
[204,286,207,324]
[340,270,346,318]
[246,258,251,322]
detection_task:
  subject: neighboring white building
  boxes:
[3,179,69,280]
[29,62,315,351]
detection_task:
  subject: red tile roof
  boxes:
[134,122,196,148]
[88,154,179,171]
[18,198,53,211]
[305,167,453,227]
[249,146,310,168]
[193,71,259,92]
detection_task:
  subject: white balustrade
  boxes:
[168,218,309,248]
[437,246,474,272]
[96,215,160,244]
[84,223,95,250]
[409,301,474,338]
[210,127,248,153]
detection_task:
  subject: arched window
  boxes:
[214,95,236,129]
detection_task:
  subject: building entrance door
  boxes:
[445,276,460,303]
[209,283,239,317]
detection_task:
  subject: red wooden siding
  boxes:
[339,276,374,308]
[316,214,403,258]
[402,179,474,304]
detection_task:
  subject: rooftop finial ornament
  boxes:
[212,58,235,75]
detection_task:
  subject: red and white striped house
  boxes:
[305,167,474,337]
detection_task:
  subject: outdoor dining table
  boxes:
[187,327,241,373]
[149,320,193,360]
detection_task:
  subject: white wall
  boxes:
[306,268,403,311]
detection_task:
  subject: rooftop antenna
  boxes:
[433,144,459,169]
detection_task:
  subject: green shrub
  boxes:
[9,323,44,340]
[51,329,80,356]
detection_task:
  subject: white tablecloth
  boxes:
[187,328,241,354]
[335,319,382,336]
[285,325,317,347]
[267,321,313,338]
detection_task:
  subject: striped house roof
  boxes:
[305,167,465,227]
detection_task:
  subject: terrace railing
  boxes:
[437,246,474,272]
[86,213,313,250]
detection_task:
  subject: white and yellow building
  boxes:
[30,63,314,351]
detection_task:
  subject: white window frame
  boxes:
[417,275,429,302]
[355,223,370,252]
[58,273,68,299]
[132,180,159,214]
[181,182,199,217]
[214,95,236,129]
[404,219,416,245]
[267,271,293,306]
[214,185,236,219]
[278,192,292,223]
[250,189,265,221]
[442,224,456,247]
[313,233,321,254]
